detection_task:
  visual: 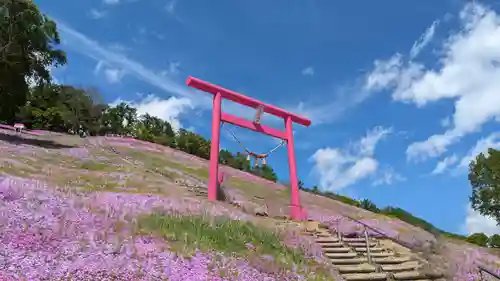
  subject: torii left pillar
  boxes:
[186,76,312,221]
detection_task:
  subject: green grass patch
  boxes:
[123,148,208,179]
[136,213,333,279]
[0,162,34,177]
[228,178,285,200]
[79,161,110,171]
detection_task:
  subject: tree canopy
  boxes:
[468,148,500,225]
[0,0,66,122]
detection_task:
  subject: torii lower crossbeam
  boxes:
[186,76,312,221]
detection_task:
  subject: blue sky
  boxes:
[36,0,500,236]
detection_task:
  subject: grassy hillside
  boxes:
[0,128,499,280]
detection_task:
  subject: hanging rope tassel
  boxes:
[223,123,287,168]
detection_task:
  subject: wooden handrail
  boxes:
[338,212,418,250]
[479,265,500,280]
[364,227,373,264]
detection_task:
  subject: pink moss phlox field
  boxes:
[443,243,500,280]
[0,176,326,280]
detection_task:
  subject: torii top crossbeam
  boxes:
[187,77,312,127]
[186,76,312,221]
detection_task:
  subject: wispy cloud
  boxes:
[301,66,315,76]
[372,166,406,186]
[431,154,458,175]
[103,0,120,5]
[55,20,206,104]
[89,9,107,19]
[165,0,177,14]
[409,20,439,59]
[287,77,375,126]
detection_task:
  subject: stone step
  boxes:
[393,271,444,280]
[316,237,341,243]
[381,263,417,272]
[364,252,395,258]
[318,241,344,248]
[336,264,377,274]
[303,230,331,235]
[347,242,378,247]
[372,256,412,264]
[331,257,368,265]
[342,237,369,242]
[326,252,359,259]
[342,272,388,281]
[354,247,385,253]
[323,247,352,253]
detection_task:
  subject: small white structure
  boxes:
[14,123,25,133]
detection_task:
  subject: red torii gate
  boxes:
[186,76,312,221]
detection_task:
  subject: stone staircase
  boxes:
[303,221,445,281]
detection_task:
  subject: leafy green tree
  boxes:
[469,148,500,225]
[359,199,379,213]
[466,232,489,247]
[228,152,251,171]
[250,164,278,182]
[489,234,500,248]
[0,0,66,122]
[219,149,234,165]
[101,103,138,135]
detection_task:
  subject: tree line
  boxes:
[1,0,498,244]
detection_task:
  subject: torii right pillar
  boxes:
[285,116,302,220]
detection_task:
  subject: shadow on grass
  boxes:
[0,132,76,149]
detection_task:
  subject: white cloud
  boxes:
[463,203,500,236]
[431,154,458,175]
[364,3,500,161]
[104,68,125,83]
[289,79,374,126]
[165,0,177,14]
[89,9,106,19]
[93,60,125,83]
[409,20,440,59]
[440,116,451,128]
[364,54,404,92]
[350,126,392,156]
[301,66,315,76]
[458,132,500,169]
[103,0,120,5]
[372,167,406,186]
[310,126,392,191]
[111,94,193,132]
[159,61,180,76]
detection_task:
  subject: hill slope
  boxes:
[0,128,499,280]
